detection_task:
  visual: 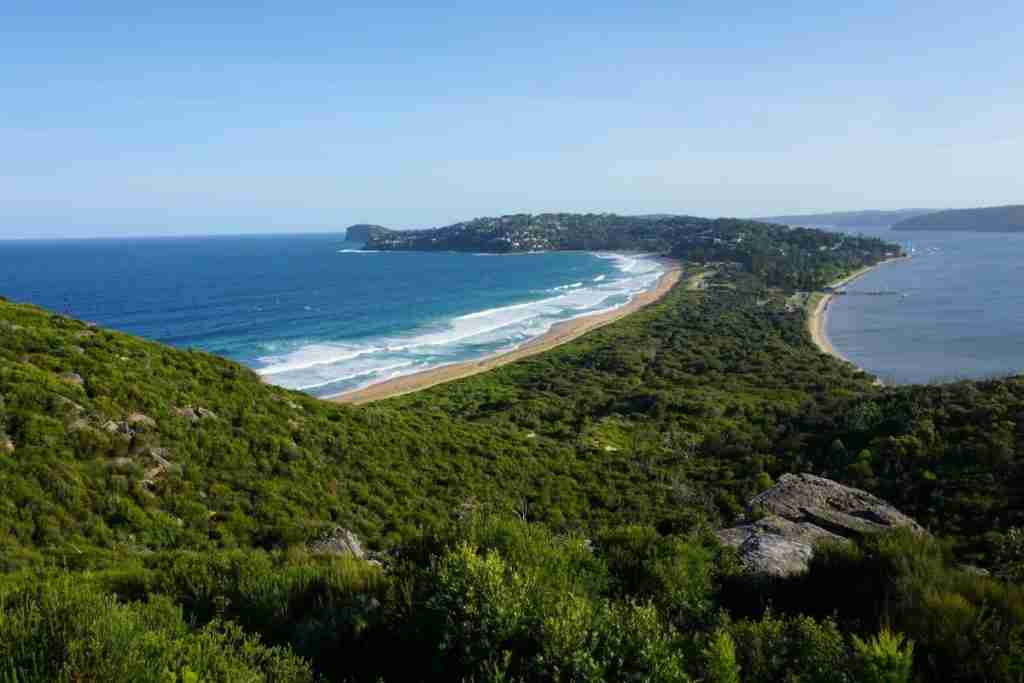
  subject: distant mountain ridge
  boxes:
[344,224,393,242]
[892,204,1024,232]
[760,209,937,227]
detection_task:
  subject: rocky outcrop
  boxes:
[308,526,366,558]
[61,372,84,386]
[1,437,14,454]
[173,406,218,422]
[139,447,181,491]
[173,406,199,421]
[126,413,157,429]
[716,473,925,577]
[344,224,392,243]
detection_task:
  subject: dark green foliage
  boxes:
[0,576,313,682]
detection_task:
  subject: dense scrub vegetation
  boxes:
[2,219,1023,680]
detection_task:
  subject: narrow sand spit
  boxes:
[329,259,684,405]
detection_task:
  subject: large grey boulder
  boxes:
[717,473,924,577]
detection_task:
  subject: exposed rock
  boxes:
[69,418,92,431]
[76,330,96,339]
[748,473,925,537]
[172,406,199,421]
[139,448,180,489]
[103,420,126,434]
[716,514,845,549]
[196,407,218,420]
[61,372,84,386]
[308,526,366,558]
[1,438,14,454]
[716,473,924,577]
[126,413,157,429]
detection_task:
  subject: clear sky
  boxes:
[2,1,1022,238]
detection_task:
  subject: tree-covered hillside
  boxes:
[760,209,936,227]
[892,204,1024,232]
[3,222,1024,681]
[365,214,899,287]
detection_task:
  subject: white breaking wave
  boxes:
[258,253,666,396]
[337,249,382,253]
[256,344,384,375]
[294,361,415,391]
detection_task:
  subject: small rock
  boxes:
[61,372,84,386]
[69,418,91,431]
[126,413,157,429]
[172,406,199,421]
[308,526,366,558]
[139,448,180,485]
[103,420,125,434]
[196,407,218,420]
[76,330,96,339]
[1,438,14,454]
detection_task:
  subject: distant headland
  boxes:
[759,209,937,227]
[891,204,1024,232]
[343,224,393,242]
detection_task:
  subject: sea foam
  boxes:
[257,253,665,397]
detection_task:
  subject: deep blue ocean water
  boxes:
[820,226,1024,384]
[0,234,663,396]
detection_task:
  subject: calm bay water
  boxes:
[822,226,1024,384]
[0,234,663,397]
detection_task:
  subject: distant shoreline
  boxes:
[329,258,683,405]
[808,256,910,370]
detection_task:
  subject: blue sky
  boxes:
[2,1,1022,237]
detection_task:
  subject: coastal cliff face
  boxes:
[892,204,1024,232]
[344,224,393,242]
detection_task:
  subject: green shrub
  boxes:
[852,628,914,683]
[0,576,313,682]
[702,628,740,683]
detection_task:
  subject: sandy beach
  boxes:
[329,259,684,405]
[808,256,909,361]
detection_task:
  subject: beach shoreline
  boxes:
[328,258,684,405]
[808,256,910,364]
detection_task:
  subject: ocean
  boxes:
[0,234,664,397]
[820,226,1024,384]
